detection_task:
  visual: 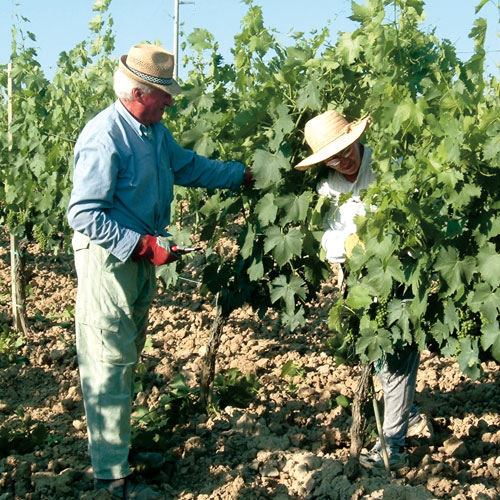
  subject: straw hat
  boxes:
[119,43,182,96]
[295,110,370,170]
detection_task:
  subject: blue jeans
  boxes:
[377,346,420,448]
[72,232,156,479]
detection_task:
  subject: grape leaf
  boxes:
[481,320,500,362]
[269,274,307,313]
[255,193,278,226]
[356,328,393,362]
[264,226,302,267]
[477,243,500,288]
[252,149,288,189]
[457,338,481,380]
[435,247,476,295]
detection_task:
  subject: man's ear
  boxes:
[132,87,143,102]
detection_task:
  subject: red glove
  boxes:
[243,166,255,185]
[132,235,179,266]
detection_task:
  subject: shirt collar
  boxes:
[115,99,148,139]
[353,146,372,185]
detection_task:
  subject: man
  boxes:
[295,109,427,470]
[67,44,251,499]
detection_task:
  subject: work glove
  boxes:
[344,233,365,258]
[132,235,179,266]
[243,166,255,185]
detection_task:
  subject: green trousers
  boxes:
[72,231,156,479]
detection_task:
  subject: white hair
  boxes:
[113,69,154,101]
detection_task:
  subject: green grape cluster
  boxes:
[480,313,489,327]
[33,225,48,251]
[324,313,360,366]
[6,211,26,231]
[343,327,356,346]
[33,224,55,251]
[456,305,480,340]
[6,211,16,230]
[371,297,389,328]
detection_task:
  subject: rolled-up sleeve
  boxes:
[68,101,246,263]
[166,132,245,191]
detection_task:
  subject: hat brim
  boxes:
[119,55,182,96]
[294,117,370,171]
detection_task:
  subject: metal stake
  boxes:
[372,377,391,473]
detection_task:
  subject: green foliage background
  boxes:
[1,0,499,377]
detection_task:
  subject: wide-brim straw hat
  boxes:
[119,43,182,96]
[295,110,370,170]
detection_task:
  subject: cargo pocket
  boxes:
[77,311,127,363]
[100,323,139,365]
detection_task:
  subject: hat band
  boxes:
[129,66,173,86]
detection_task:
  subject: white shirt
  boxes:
[316,146,375,263]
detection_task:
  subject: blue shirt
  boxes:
[67,100,245,262]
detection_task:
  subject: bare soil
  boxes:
[0,231,499,500]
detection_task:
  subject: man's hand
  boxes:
[132,235,179,266]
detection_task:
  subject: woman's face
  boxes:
[324,141,362,178]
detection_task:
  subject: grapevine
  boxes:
[0,0,499,380]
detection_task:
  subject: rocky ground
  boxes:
[0,230,499,500]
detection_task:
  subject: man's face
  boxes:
[139,88,173,125]
[324,142,361,177]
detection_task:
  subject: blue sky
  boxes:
[1,0,499,80]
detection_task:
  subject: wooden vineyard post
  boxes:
[199,294,226,408]
[8,61,29,336]
[10,235,29,335]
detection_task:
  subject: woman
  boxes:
[295,109,426,470]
